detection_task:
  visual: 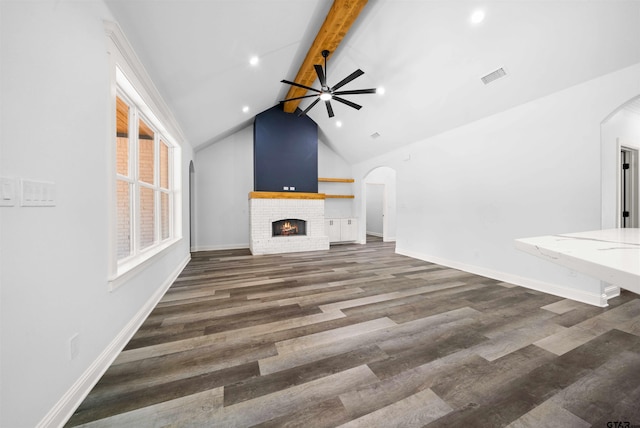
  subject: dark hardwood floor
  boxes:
[67,236,640,427]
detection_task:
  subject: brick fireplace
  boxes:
[249,192,329,255]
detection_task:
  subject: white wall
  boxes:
[318,140,354,219]
[194,126,353,250]
[354,63,640,306]
[601,106,640,229]
[0,2,193,427]
[193,126,254,250]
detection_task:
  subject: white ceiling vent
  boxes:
[481,67,507,85]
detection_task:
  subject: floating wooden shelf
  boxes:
[249,191,325,200]
[318,177,355,183]
[325,194,355,199]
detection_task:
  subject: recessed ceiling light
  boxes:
[376,87,385,95]
[242,106,249,113]
[470,10,485,24]
[336,121,342,128]
[249,56,259,66]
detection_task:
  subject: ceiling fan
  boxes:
[280,49,377,118]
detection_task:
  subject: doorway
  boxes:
[366,183,385,242]
[362,166,396,243]
[600,95,640,230]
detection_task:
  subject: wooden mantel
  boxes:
[249,191,326,200]
[318,177,355,183]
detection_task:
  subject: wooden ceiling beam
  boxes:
[282,0,368,113]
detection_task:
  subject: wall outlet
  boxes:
[290,186,295,191]
[283,186,289,190]
[69,333,79,360]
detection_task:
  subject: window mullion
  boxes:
[131,107,140,257]
[169,147,174,239]
[116,174,134,183]
[154,133,160,245]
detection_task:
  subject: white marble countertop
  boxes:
[515,228,640,295]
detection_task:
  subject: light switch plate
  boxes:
[21,179,56,207]
[0,177,16,207]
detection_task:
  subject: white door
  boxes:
[620,147,639,228]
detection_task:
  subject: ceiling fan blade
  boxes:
[281,94,320,103]
[333,96,362,110]
[298,98,321,116]
[314,64,326,87]
[333,88,377,95]
[281,79,321,93]
[325,100,334,118]
[331,69,364,90]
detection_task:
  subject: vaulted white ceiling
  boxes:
[105,0,640,164]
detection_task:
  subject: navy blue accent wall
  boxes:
[254,105,318,193]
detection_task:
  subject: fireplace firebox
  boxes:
[272,219,306,237]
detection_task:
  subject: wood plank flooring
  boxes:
[67,236,640,427]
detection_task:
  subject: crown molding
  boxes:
[104,20,188,147]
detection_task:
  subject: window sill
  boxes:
[109,237,182,292]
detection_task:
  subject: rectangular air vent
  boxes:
[481,67,507,85]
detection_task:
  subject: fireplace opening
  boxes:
[272,219,306,237]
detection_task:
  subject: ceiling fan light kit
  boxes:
[280,50,377,118]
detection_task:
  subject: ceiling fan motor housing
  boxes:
[280,49,377,118]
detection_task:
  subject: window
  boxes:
[106,23,183,289]
[114,85,176,270]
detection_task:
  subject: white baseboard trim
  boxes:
[38,254,191,428]
[396,246,607,307]
[191,243,249,252]
[603,283,621,300]
[366,231,383,237]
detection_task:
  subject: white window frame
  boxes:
[116,88,175,255]
[106,22,184,291]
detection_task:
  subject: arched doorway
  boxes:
[601,96,640,229]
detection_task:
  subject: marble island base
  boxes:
[515,228,640,298]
